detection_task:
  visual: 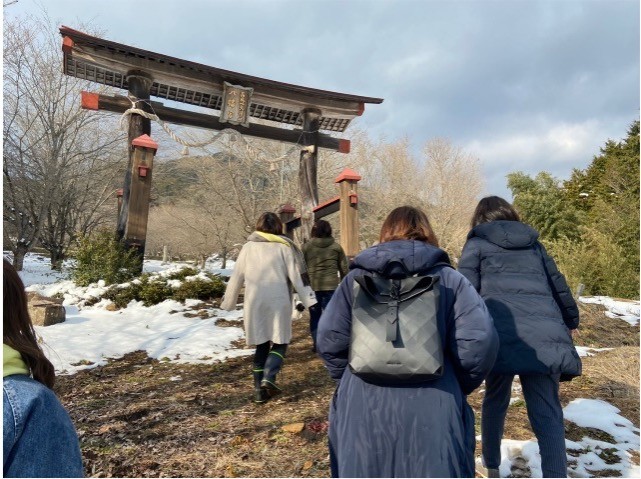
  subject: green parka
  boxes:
[302,237,348,292]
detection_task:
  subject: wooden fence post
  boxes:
[335,168,361,259]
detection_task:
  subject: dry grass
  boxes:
[54,301,639,477]
[55,317,337,477]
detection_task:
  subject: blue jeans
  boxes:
[481,373,566,478]
[309,290,334,350]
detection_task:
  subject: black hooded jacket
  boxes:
[458,220,581,378]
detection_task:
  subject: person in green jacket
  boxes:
[302,220,348,352]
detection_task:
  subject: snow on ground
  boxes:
[477,399,640,478]
[574,346,614,358]
[9,253,249,375]
[4,251,71,286]
[580,296,640,326]
[37,299,249,375]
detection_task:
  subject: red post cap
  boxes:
[131,134,158,152]
[335,167,362,183]
[278,204,296,214]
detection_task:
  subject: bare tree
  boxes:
[420,138,484,259]
[3,14,125,269]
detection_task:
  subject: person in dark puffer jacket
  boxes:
[302,220,348,352]
[458,196,581,478]
[318,206,499,478]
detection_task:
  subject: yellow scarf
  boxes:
[3,344,29,378]
[256,231,290,246]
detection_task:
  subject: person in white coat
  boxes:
[221,212,317,403]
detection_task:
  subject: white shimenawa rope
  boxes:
[119,96,314,164]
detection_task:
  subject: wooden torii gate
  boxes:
[59,26,382,261]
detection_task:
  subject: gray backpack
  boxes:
[348,260,447,384]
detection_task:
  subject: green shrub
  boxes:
[173,275,226,302]
[96,269,227,309]
[71,231,141,287]
[544,226,639,299]
[103,281,144,308]
[138,278,173,306]
[166,267,200,280]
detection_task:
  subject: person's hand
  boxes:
[295,302,305,312]
[570,329,578,338]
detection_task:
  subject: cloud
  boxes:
[9,0,638,199]
[465,118,633,198]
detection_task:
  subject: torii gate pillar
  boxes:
[299,108,321,242]
[335,168,361,259]
[117,71,153,250]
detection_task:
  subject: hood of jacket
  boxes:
[351,240,450,277]
[308,237,335,248]
[468,220,539,249]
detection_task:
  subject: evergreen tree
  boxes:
[507,171,583,241]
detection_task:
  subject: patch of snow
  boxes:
[5,251,71,287]
[36,300,248,375]
[574,346,614,357]
[580,296,640,326]
[475,398,640,478]
[563,399,640,447]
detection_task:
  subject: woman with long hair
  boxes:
[459,196,581,478]
[3,259,84,477]
[302,219,348,352]
[317,206,499,477]
[221,212,317,403]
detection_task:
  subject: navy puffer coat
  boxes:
[317,240,499,478]
[458,220,581,378]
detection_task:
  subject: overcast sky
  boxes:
[6,0,639,198]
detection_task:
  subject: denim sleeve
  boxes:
[3,388,17,469]
[317,271,357,381]
[3,377,84,478]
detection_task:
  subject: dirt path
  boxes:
[55,304,639,477]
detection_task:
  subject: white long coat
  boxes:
[220,240,316,345]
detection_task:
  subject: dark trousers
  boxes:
[482,373,567,478]
[309,290,335,350]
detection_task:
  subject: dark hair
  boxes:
[471,196,520,228]
[255,212,284,235]
[311,219,332,238]
[3,259,56,388]
[379,206,439,247]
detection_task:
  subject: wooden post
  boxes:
[278,204,296,239]
[335,168,362,259]
[299,108,321,242]
[117,71,153,241]
[162,245,169,264]
[123,134,158,266]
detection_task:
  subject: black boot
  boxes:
[253,369,268,403]
[261,344,287,397]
